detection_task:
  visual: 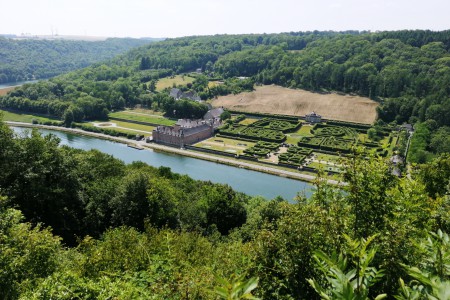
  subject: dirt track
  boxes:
[212,85,378,124]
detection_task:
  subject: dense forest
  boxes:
[1,116,450,298]
[0,37,154,84]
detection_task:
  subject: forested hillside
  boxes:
[1,117,450,298]
[0,30,449,161]
[0,37,154,83]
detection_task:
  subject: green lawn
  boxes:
[286,126,313,144]
[314,153,342,163]
[155,75,195,91]
[285,135,300,144]
[101,127,142,136]
[0,110,58,123]
[296,125,313,136]
[390,135,399,150]
[109,111,176,126]
[195,136,255,154]
[129,108,165,116]
[238,118,259,125]
[91,120,154,134]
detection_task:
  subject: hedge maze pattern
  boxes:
[278,146,312,166]
[251,118,301,133]
[243,141,280,157]
[298,124,388,156]
[219,118,298,142]
[298,124,359,153]
[219,116,390,170]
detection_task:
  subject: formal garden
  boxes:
[192,113,402,174]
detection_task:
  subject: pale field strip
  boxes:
[92,122,153,134]
[213,85,378,124]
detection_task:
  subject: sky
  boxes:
[1,0,449,38]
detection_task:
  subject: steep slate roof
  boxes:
[205,107,224,119]
[170,88,202,101]
[169,88,181,99]
[306,111,321,117]
[182,124,211,136]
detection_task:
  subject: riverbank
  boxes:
[7,121,340,185]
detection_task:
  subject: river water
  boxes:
[0,80,40,89]
[12,127,315,200]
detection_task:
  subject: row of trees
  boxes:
[1,117,450,298]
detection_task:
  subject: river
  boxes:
[0,80,40,89]
[12,127,315,200]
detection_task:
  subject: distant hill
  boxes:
[0,37,155,84]
[0,34,165,42]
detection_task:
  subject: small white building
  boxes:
[305,111,322,123]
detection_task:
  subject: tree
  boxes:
[417,153,450,199]
[62,107,74,127]
[220,110,232,121]
[149,79,156,92]
[396,230,450,300]
[343,150,397,239]
[110,171,152,230]
[214,274,260,300]
[367,128,377,141]
[0,197,62,298]
[308,235,387,300]
[429,127,450,154]
[204,184,247,235]
[3,130,84,244]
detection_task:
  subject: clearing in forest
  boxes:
[0,86,17,96]
[213,85,378,124]
[155,75,195,91]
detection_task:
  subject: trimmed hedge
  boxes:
[215,134,256,143]
[278,145,311,166]
[298,137,325,149]
[312,124,358,139]
[237,154,258,161]
[233,114,246,123]
[251,118,301,133]
[219,124,285,142]
[243,147,270,157]
[185,145,237,157]
[299,136,355,153]
[243,141,280,157]
[227,110,299,121]
[255,141,280,150]
[278,152,306,166]
[287,146,313,156]
[326,120,372,130]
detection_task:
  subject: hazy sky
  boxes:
[2,0,449,38]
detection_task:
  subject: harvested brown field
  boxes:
[0,86,17,96]
[213,85,378,124]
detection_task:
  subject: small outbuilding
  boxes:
[204,107,224,123]
[305,111,322,123]
[169,88,202,101]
